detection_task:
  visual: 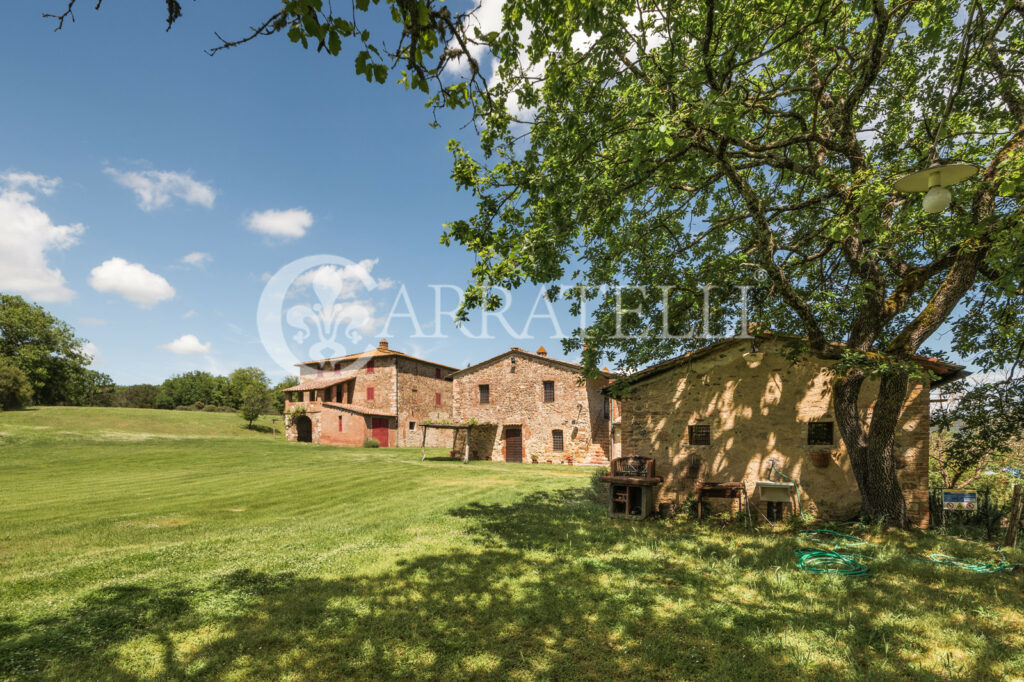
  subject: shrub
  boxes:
[0,359,33,410]
[202,404,220,412]
[362,438,380,448]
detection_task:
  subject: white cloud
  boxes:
[105,168,216,211]
[159,334,211,355]
[81,341,99,362]
[246,208,313,239]
[183,309,197,319]
[88,257,175,308]
[0,173,81,302]
[1,171,61,195]
[292,259,389,301]
[182,251,212,267]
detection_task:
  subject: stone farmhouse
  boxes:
[283,340,457,448]
[610,335,966,528]
[450,347,618,465]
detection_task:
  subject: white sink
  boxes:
[756,480,795,502]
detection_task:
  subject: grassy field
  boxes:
[1,407,1022,680]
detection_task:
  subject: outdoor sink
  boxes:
[756,480,795,502]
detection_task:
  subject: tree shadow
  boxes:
[3,493,1022,679]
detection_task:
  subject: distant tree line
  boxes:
[0,293,295,422]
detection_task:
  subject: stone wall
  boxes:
[452,351,613,465]
[618,338,932,527]
[394,357,455,448]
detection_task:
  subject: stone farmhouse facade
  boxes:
[283,340,457,448]
[450,347,617,465]
[612,336,965,528]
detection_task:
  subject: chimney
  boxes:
[536,345,547,357]
[378,339,389,351]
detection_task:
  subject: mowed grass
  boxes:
[1,408,1022,680]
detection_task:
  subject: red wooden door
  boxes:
[371,417,390,447]
[505,427,523,462]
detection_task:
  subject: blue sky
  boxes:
[0,1,588,383]
[0,2,969,385]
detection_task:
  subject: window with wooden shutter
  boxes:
[338,415,343,432]
[435,367,441,379]
[543,381,555,402]
[435,392,441,406]
[367,386,375,401]
[366,359,374,374]
[552,429,564,451]
[603,397,610,420]
[479,384,490,404]
[688,424,711,445]
[808,421,834,445]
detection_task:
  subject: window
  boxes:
[552,429,564,451]
[409,421,417,431]
[338,415,343,432]
[435,392,442,407]
[688,424,711,446]
[603,397,610,420]
[367,386,375,401]
[334,362,342,372]
[808,421,834,446]
[323,385,333,402]
[366,359,374,374]
[479,384,490,404]
[543,380,555,402]
[435,367,442,379]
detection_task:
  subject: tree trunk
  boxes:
[832,368,910,528]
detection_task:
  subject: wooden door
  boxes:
[371,417,390,447]
[295,416,312,443]
[505,427,523,462]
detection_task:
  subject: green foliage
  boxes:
[239,383,271,428]
[0,357,33,410]
[0,294,95,405]
[931,377,1024,487]
[589,466,609,502]
[271,376,299,414]
[227,367,270,410]
[157,371,230,410]
[362,437,381,448]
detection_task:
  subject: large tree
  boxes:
[0,294,97,405]
[48,0,1024,526]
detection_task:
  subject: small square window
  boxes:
[409,421,416,431]
[543,381,555,402]
[808,421,834,445]
[688,424,711,446]
[479,384,490,404]
[552,429,564,451]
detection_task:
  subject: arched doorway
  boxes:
[295,415,313,443]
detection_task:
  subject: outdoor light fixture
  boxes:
[894,162,978,214]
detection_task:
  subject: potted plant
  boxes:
[531,454,539,464]
[565,455,574,466]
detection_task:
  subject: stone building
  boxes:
[283,340,457,448]
[612,336,966,528]
[450,346,617,465]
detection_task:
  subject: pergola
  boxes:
[419,422,477,463]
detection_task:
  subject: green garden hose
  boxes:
[925,549,1024,574]
[794,546,871,577]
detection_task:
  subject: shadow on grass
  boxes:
[3,491,1022,680]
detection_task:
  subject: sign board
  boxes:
[943,489,978,511]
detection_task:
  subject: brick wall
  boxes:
[618,338,932,527]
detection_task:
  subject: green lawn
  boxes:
[1,407,1022,680]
